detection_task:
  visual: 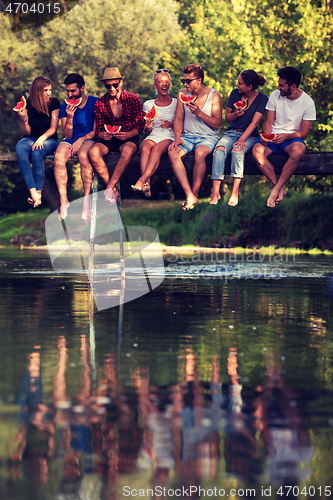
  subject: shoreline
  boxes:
[3,244,332,256]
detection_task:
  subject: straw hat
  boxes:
[100,67,124,81]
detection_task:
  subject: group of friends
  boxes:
[15,64,316,219]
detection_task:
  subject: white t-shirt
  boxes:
[142,98,177,144]
[266,89,316,134]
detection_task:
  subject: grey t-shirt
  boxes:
[226,89,268,138]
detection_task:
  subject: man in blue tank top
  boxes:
[54,73,98,220]
[168,64,222,211]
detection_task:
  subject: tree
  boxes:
[0,0,181,211]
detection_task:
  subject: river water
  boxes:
[0,247,333,500]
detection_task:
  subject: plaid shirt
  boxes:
[94,90,144,135]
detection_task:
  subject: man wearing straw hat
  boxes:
[89,67,145,203]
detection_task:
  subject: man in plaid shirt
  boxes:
[89,67,144,202]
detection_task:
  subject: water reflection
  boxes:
[0,250,333,498]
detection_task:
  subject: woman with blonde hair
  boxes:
[131,69,176,197]
[15,76,60,207]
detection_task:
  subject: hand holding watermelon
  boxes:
[260,133,278,144]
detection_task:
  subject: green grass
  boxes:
[0,190,333,253]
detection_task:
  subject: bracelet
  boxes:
[20,119,28,123]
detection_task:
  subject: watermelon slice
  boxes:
[234,99,248,110]
[179,93,197,104]
[13,96,27,112]
[64,97,82,107]
[144,105,158,121]
[260,133,278,142]
[104,124,122,134]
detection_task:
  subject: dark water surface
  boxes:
[0,248,333,500]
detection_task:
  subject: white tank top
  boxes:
[183,88,220,139]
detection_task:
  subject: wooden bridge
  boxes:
[1,151,333,175]
[1,150,333,212]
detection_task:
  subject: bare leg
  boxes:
[54,143,73,220]
[131,140,155,192]
[77,141,94,220]
[253,142,304,208]
[132,140,172,197]
[252,143,286,208]
[107,142,137,202]
[168,147,198,210]
[192,145,211,197]
[267,142,305,207]
[228,178,241,206]
[90,141,137,204]
[209,180,221,205]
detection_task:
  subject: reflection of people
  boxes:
[210,70,268,206]
[89,67,145,204]
[11,347,56,487]
[168,64,222,211]
[15,76,60,208]
[252,66,316,207]
[253,351,313,489]
[54,73,98,220]
[131,69,176,197]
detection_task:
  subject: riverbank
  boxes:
[0,189,333,251]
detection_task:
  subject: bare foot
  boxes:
[58,203,70,220]
[142,183,151,197]
[104,185,118,204]
[228,194,239,206]
[28,188,42,208]
[276,187,287,204]
[209,194,221,205]
[267,186,282,208]
[81,196,91,221]
[131,180,144,192]
[182,193,198,211]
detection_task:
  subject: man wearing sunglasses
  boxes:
[55,73,98,220]
[89,67,144,204]
[168,64,222,211]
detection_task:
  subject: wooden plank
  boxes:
[1,151,333,175]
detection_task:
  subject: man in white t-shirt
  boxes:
[252,67,316,208]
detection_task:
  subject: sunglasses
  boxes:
[155,69,170,74]
[105,82,120,89]
[181,77,199,85]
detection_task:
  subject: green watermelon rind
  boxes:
[144,105,158,121]
[104,125,122,134]
[13,96,27,112]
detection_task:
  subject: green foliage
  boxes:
[0,0,181,154]
[173,0,333,149]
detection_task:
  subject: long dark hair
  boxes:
[29,76,52,115]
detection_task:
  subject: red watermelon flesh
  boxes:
[234,99,248,110]
[64,97,82,107]
[13,96,27,112]
[260,133,278,142]
[104,125,122,134]
[144,105,158,121]
[179,93,197,104]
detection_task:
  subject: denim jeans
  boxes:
[211,130,257,180]
[15,137,58,191]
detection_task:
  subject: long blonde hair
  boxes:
[29,76,52,116]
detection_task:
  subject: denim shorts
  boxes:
[178,134,219,154]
